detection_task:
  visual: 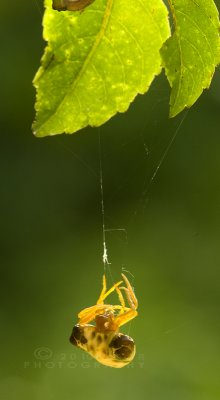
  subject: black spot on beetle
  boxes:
[72,325,82,340]
[80,335,87,344]
[69,324,88,346]
[91,331,96,339]
[109,334,135,360]
[97,334,102,344]
[69,333,77,346]
[109,334,134,349]
[115,346,132,360]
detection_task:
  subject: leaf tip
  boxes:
[169,108,177,118]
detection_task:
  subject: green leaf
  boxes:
[33,0,170,136]
[161,0,220,117]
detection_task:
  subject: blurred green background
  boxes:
[1,1,220,399]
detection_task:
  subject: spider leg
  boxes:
[97,274,123,304]
[77,274,137,326]
[114,309,138,328]
[78,304,128,325]
[112,274,138,327]
[115,286,126,314]
[96,274,106,304]
[120,273,138,309]
[78,304,109,325]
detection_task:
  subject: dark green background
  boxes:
[1,1,220,399]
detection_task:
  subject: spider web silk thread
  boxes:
[99,130,111,270]
[142,109,189,197]
[128,108,189,223]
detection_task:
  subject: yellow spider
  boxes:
[69,273,138,368]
